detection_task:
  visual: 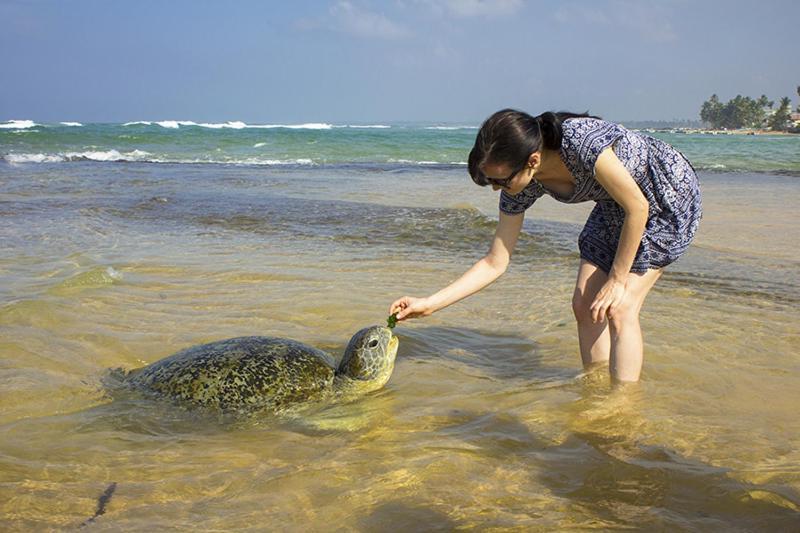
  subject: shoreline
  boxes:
[640,127,799,136]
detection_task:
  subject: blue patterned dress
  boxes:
[499,118,702,273]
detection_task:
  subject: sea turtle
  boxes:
[123,326,398,413]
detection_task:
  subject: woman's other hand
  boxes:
[589,278,626,323]
[389,296,433,321]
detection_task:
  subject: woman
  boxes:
[389,109,702,382]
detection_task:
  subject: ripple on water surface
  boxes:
[0,162,799,529]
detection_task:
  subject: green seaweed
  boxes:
[387,313,398,329]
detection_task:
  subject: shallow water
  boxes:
[1,161,799,530]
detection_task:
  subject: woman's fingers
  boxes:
[389,297,409,315]
[590,288,607,322]
[590,282,625,322]
[590,297,606,323]
[397,301,418,320]
[390,297,416,320]
[606,293,622,317]
[390,296,431,320]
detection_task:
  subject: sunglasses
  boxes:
[483,164,524,188]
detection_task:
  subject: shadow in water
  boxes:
[358,501,460,532]
[396,325,577,385]
[547,431,800,530]
[433,409,800,529]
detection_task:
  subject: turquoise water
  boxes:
[2,119,799,174]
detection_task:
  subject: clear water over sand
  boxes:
[1,154,798,529]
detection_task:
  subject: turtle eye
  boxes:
[368,339,379,348]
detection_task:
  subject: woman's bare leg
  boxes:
[573,260,662,382]
[607,268,662,382]
[573,260,611,368]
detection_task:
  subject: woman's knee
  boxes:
[608,300,640,331]
[572,290,593,323]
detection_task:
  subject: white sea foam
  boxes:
[0,153,459,167]
[5,153,63,163]
[197,121,247,129]
[249,123,333,130]
[156,120,197,129]
[335,124,391,129]
[388,159,448,165]
[59,122,83,127]
[145,157,316,166]
[66,149,151,161]
[2,151,320,166]
[121,120,333,130]
[235,158,315,166]
[4,149,151,164]
[253,142,267,148]
[0,120,38,129]
[123,120,197,128]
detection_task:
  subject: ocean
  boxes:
[2,119,799,174]
[1,119,799,529]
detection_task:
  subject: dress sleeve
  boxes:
[499,181,546,215]
[564,119,626,177]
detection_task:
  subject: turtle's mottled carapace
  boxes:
[124,326,398,413]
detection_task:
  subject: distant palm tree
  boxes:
[769,97,793,130]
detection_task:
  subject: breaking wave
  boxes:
[1,151,317,166]
[424,125,478,130]
[121,121,335,130]
[0,120,38,129]
[4,150,152,164]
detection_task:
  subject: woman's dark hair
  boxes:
[469,109,600,186]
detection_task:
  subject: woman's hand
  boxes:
[389,296,433,321]
[590,278,626,323]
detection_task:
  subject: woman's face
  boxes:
[481,160,533,195]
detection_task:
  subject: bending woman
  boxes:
[389,109,702,382]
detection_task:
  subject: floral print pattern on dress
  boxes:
[498,118,702,273]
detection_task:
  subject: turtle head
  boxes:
[336,326,399,393]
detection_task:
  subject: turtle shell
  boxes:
[125,336,337,411]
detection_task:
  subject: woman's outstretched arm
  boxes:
[389,210,525,321]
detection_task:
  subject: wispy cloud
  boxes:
[301,1,409,40]
[553,5,610,25]
[417,0,524,18]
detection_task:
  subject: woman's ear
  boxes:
[527,152,541,171]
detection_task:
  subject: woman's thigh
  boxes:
[573,259,662,316]
[620,267,663,315]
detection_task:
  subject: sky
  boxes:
[1,0,798,124]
